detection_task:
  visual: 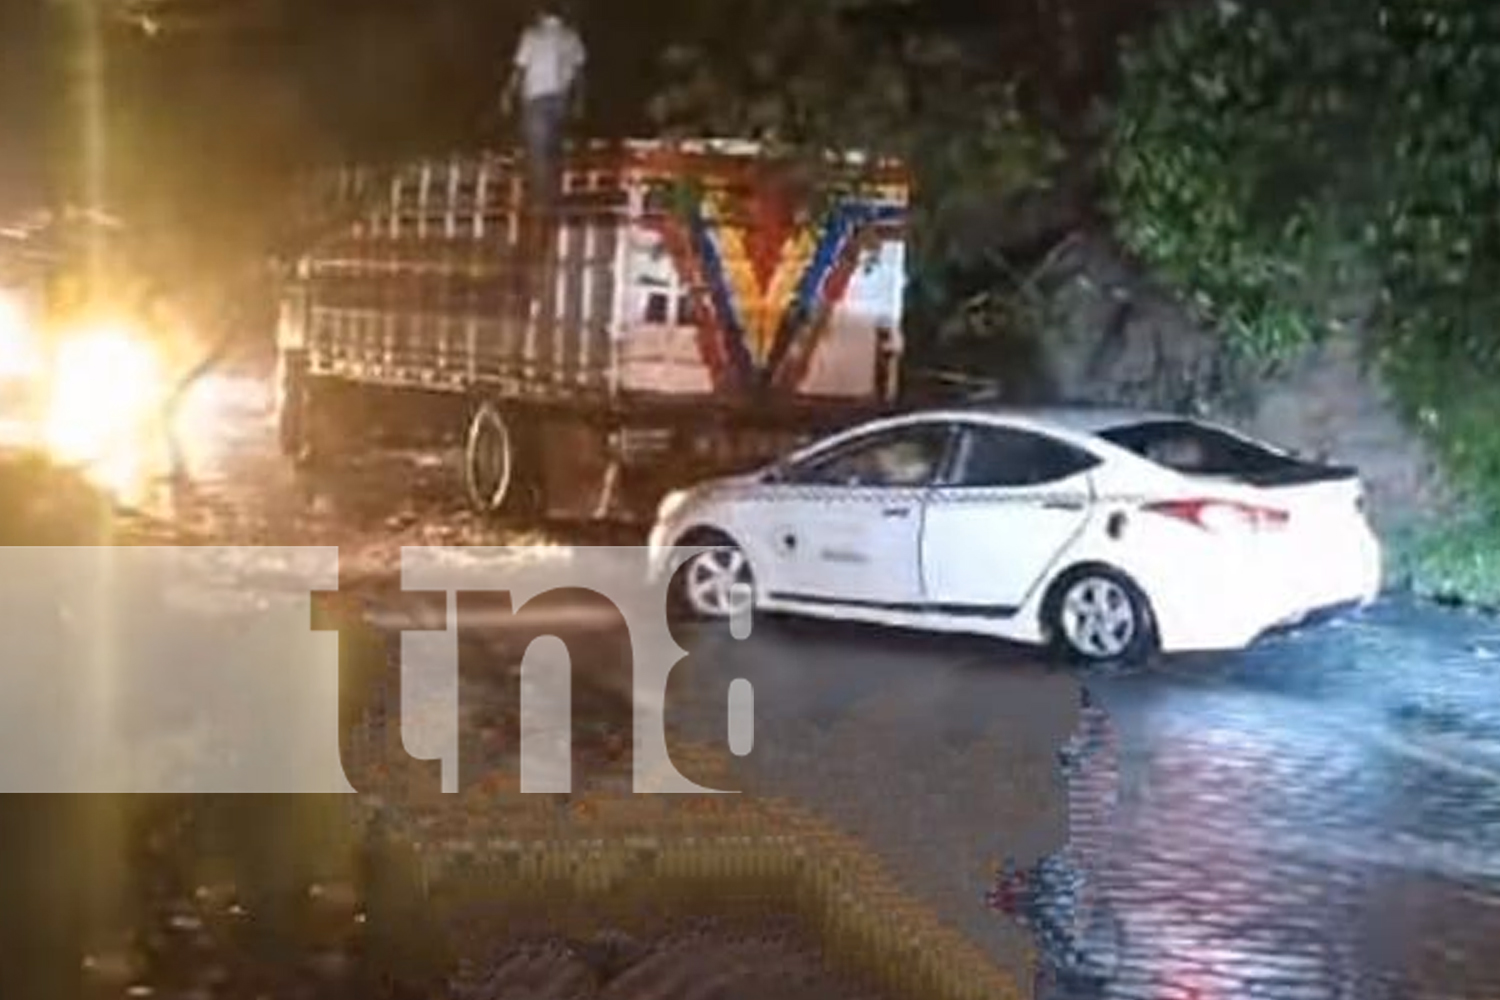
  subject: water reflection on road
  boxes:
[685,603,1500,1000]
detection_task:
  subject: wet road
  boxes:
[43,372,1500,999]
[678,604,1500,1000]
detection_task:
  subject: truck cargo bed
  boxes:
[282,141,909,410]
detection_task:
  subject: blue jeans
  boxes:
[522,93,567,209]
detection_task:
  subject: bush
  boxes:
[1112,0,1500,603]
[1389,513,1500,609]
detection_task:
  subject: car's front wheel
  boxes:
[672,543,755,621]
[1045,567,1156,666]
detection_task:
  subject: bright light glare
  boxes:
[0,294,41,379]
[44,325,168,498]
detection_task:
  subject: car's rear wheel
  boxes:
[672,541,755,621]
[1045,566,1156,666]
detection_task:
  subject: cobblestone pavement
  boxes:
[673,600,1500,1000]
[1065,607,1500,1000]
[27,372,1500,1000]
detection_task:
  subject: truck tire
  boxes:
[464,401,512,513]
[464,401,542,517]
[276,352,308,461]
[289,376,346,474]
[278,360,336,471]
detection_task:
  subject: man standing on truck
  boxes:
[502,4,586,211]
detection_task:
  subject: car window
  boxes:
[948,425,1100,488]
[785,423,952,488]
[1098,419,1299,476]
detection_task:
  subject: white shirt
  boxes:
[513,17,586,101]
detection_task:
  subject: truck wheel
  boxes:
[284,379,333,471]
[465,402,546,517]
[285,377,343,473]
[276,354,308,461]
[465,401,513,513]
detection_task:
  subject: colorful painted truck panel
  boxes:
[281,141,909,408]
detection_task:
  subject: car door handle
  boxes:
[883,506,911,519]
[1041,500,1085,511]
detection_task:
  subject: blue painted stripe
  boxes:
[769,202,905,377]
[686,204,753,387]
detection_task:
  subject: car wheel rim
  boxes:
[1061,577,1136,659]
[684,548,752,619]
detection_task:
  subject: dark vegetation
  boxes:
[1110,0,1500,601]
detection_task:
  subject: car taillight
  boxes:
[1142,498,1290,533]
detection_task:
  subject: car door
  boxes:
[762,420,955,608]
[921,422,1101,613]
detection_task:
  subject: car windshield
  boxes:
[1097,419,1302,477]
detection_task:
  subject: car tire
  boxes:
[668,534,755,623]
[1043,566,1156,667]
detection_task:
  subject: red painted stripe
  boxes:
[772,231,872,392]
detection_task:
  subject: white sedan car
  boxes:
[648,407,1382,663]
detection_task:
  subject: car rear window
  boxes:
[1097,420,1303,477]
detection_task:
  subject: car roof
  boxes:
[775,404,1208,471]
[913,404,1191,436]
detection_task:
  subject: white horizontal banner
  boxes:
[0,546,749,794]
